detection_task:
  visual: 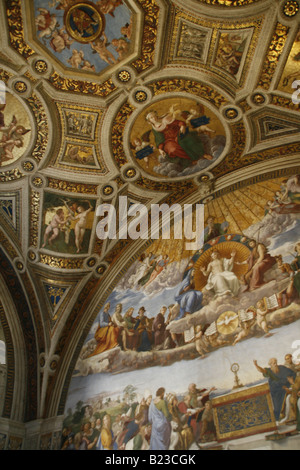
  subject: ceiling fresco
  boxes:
[0,0,300,451]
[30,0,134,74]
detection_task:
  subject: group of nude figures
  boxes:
[42,200,93,253]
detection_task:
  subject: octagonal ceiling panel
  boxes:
[28,0,136,75]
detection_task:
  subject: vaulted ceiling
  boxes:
[0,0,299,423]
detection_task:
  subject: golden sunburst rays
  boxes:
[143,178,285,266]
[193,240,251,291]
[145,237,192,264]
[216,311,239,336]
[204,179,285,233]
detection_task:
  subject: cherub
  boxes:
[255,299,272,336]
[0,115,30,165]
[181,103,215,135]
[111,38,129,61]
[205,331,228,349]
[121,17,132,39]
[35,8,58,39]
[194,325,210,358]
[67,49,84,69]
[91,33,117,65]
[233,308,256,345]
[96,0,123,17]
[81,60,96,72]
[131,130,154,168]
[50,28,74,53]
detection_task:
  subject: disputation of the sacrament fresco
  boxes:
[62,173,300,450]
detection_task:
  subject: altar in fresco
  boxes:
[62,173,300,450]
[212,383,277,442]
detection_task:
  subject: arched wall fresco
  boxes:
[62,173,300,450]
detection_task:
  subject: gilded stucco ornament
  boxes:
[283,0,299,16]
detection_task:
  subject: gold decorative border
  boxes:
[39,254,84,270]
[196,0,261,5]
[0,228,18,260]
[130,0,160,73]
[257,22,290,90]
[48,72,116,98]
[30,190,40,248]
[27,93,49,164]
[0,168,24,183]
[149,78,228,108]
[271,93,300,111]
[111,101,135,168]
[0,68,12,83]
[5,0,35,59]
[47,177,98,195]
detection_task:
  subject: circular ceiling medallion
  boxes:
[34,59,48,74]
[224,107,239,120]
[14,81,28,94]
[129,96,226,179]
[102,184,114,195]
[134,90,148,102]
[117,70,131,83]
[0,91,32,168]
[64,2,105,44]
[251,93,266,105]
[125,168,137,178]
[283,0,299,16]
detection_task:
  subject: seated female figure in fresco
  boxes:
[89,302,119,356]
[145,108,213,169]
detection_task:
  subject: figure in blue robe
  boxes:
[174,267,203,320]
[254,359,296,422]
[149,393,172,450]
